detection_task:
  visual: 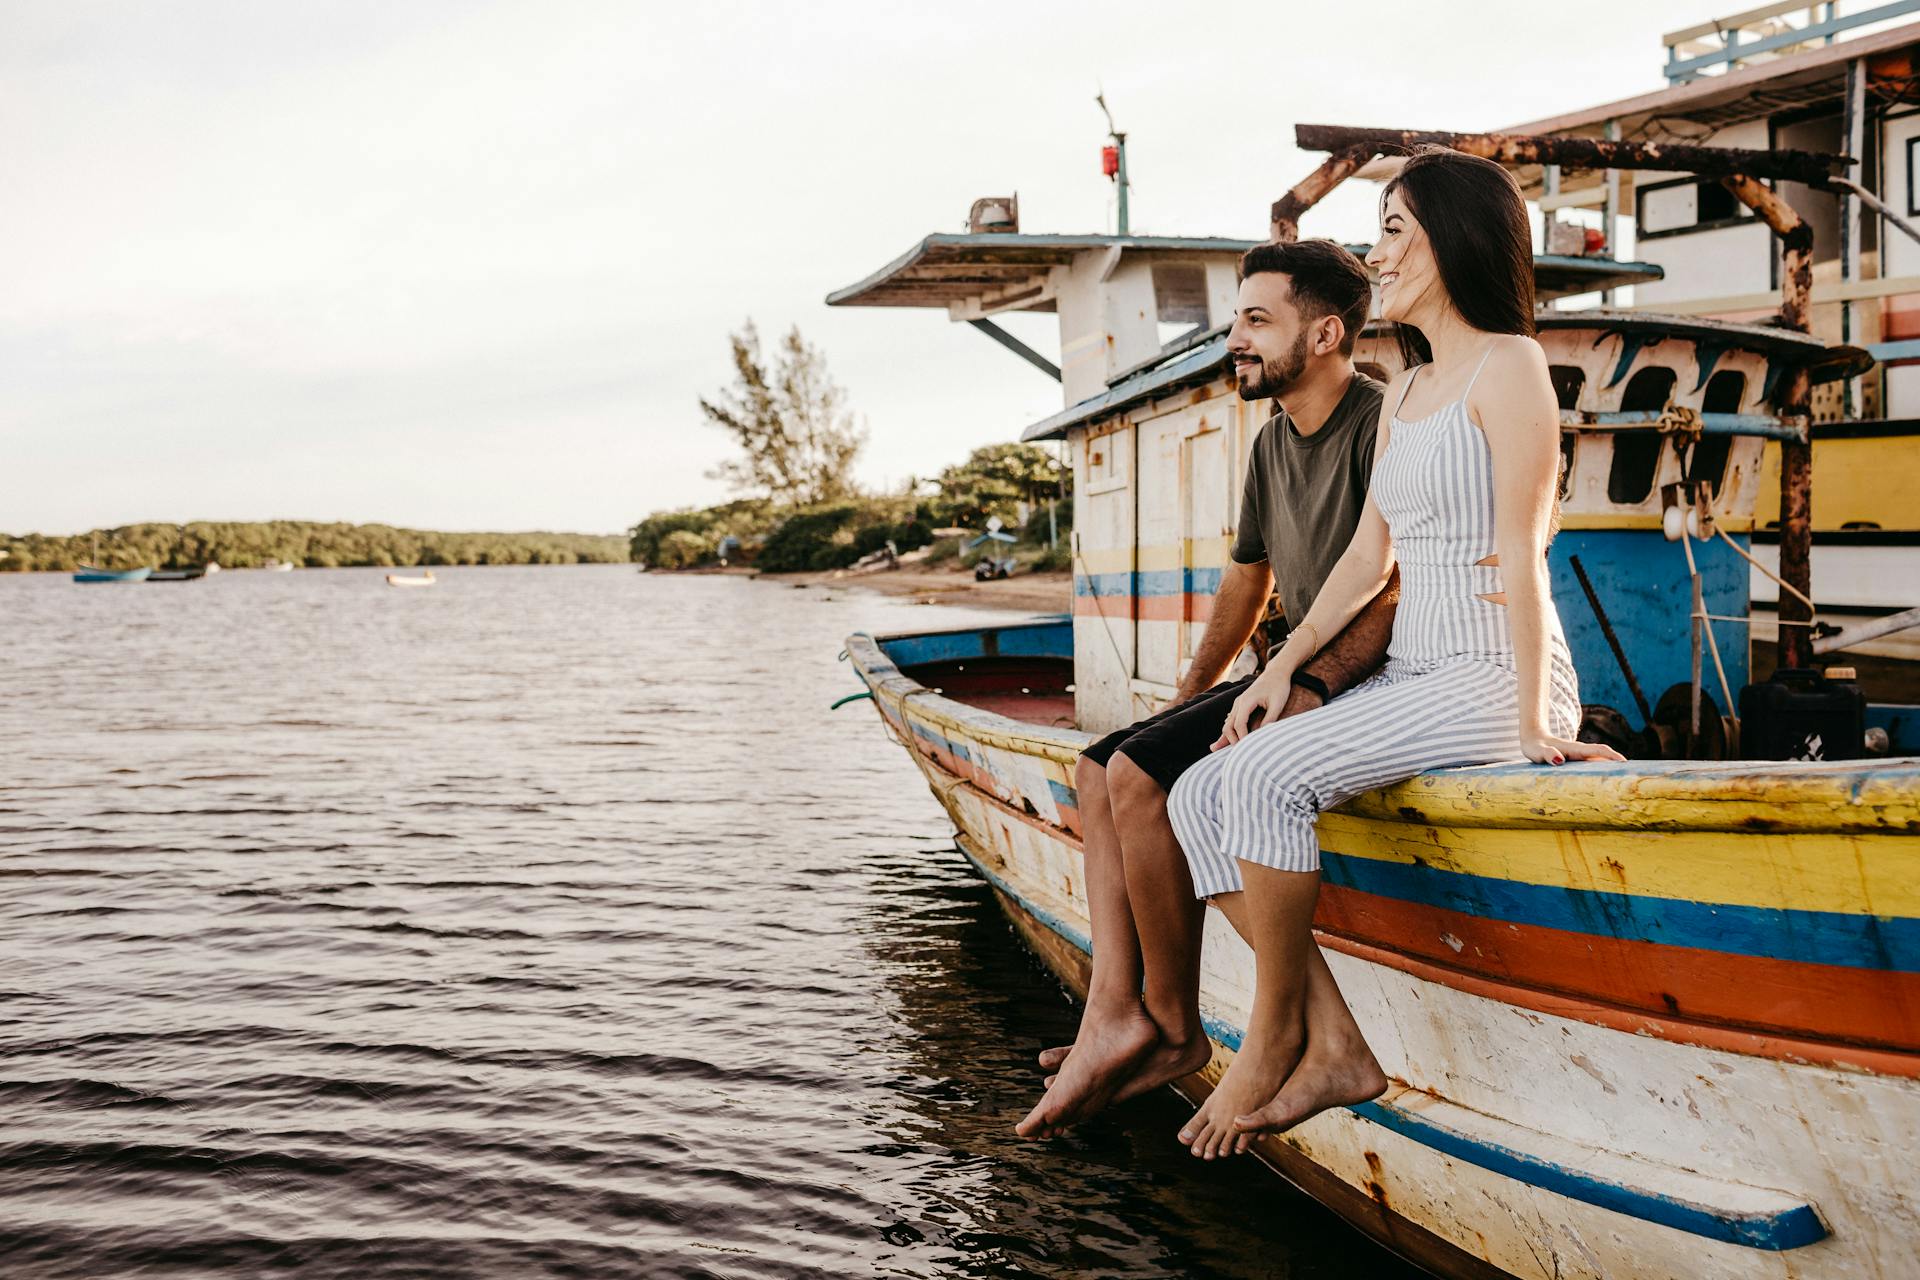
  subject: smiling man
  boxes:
[1018,238,1401,1139]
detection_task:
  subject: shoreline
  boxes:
[672,564,1071,613]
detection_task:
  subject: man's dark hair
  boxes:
[1237,238,1372,355]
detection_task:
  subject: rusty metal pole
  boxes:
[1722,174,1816,668]
[1293,124,1850,187]
[1270,145,1375,242]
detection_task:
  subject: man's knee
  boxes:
[1107,751,1167,825]
[1073,751,1109,806]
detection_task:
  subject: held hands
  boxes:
[1211,665,1297,751]
[1521,731,1625,766]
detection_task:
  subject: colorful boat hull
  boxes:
[845,619,1920,1280]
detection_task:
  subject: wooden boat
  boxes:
[834,127,1918,1277]
[385,570,435,588]
[146,566,207,582]
[71,566,151,583]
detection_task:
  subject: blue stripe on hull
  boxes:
[1321,851,1920,973]
[1074,567,1224,597]
[1346,1101,1828,1251]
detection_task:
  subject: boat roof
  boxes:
[1020,309,1845,442]
[1497,21,1920,201]
[1508,22,1918,138]
[828,234,1661,314]
[825,233,1255,311]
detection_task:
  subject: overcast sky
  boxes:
[4,0,1699,536]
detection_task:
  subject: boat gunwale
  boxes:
[851,623,1920,834]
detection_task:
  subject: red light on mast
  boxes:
[1101,145,1120,179]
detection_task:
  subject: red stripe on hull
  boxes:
[1317,883,1920,1052]
[1317,932,1920,1078]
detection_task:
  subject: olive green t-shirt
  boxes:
[1230,372,1384,627]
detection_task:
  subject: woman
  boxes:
[1164,149,1624,1160]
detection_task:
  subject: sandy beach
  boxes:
[756,565,1071,614]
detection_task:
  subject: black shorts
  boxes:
[1078,674,1257,795]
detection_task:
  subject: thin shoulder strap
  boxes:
[1391,365,1421,418]
[1460,342,1499,401]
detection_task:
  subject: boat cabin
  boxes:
[830,200,1890,750]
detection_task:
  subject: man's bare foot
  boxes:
[1177,1031,1302,1160]
[1015,1005,1158,1139]
[1230,1040,1388,1146]
[1106,1034,1212,1105]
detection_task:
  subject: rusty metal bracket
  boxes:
[1270,145,1374,242]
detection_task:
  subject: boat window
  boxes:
[1549,366,1583,501]
[1687,371,1746,496]
[1635,177,1755,240]
[1607,367,1677,505]
[1548,365,1584,410]
[1772,111,1844,265]
[1152,264,1211,343]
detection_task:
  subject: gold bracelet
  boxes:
[1292,622,1321,657]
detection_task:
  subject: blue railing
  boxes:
[1665,1,1920,82]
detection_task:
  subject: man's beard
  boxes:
[1237,331,1310,400]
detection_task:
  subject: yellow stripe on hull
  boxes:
[1320,814,1920,918]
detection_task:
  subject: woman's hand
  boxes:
[1521,731,1625,766]
[1212,666,1295,751]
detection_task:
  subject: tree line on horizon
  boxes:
[1,520,629,573]
[632,321,1070,572]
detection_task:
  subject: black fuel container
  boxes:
[1738,667,1866,761]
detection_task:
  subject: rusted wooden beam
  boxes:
[1270,145,1374,243]
[1721,173,1817,668]
[1720,175,1814,331]
[1293,124,1851,187]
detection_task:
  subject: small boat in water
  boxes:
[146,566,209,582]
[260,560,296,572]
[385,570,436,588]
[71,566,151,584]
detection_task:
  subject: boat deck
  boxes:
[902,655,1077,729]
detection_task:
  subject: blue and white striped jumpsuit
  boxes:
[1167,349,1582,897]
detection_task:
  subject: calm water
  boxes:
[0,566,1418,1279]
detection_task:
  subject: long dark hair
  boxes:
[1383,147,1535,366]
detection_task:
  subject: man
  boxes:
[1017,239,1398,1139]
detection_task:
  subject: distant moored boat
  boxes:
[385,570,436,588]
[72,566,152,584]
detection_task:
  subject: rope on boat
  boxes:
[829,691,873,710]
[1680,526,1737,732]
[1697,485,1818,618]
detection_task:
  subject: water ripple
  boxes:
[0,567,1416,1279]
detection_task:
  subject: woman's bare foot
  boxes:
[1230,1036,1388,1146]
[1177,1030,1302,1160]
[1015,1004,1158,1138]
